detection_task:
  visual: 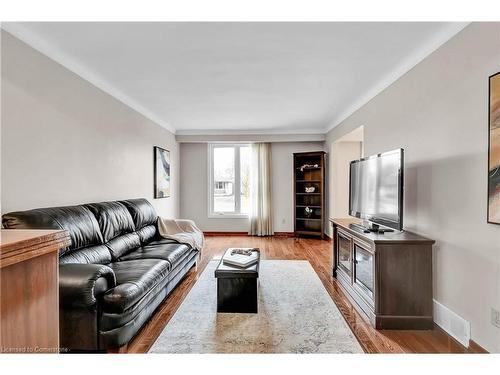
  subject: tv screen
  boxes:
[349,148,404,230]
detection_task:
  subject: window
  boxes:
[209,144,251,216]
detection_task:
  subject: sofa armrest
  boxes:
[59,264,116,308]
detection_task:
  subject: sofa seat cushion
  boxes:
[119,239,192,269]
[100,250,199,333]
[59,244,112,265]
[103,259,170,313]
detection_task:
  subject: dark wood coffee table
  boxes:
[214,248,260,313]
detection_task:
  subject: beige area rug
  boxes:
[149,260,363,353]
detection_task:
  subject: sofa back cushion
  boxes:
[119,199,158,244]
[134,225,157,244]
[2,205,106,261]
[85,201,140,260]
[119,199,157,229]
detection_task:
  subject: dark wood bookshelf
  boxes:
[293,151,326,239]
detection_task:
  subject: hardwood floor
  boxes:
[126,235,485,354]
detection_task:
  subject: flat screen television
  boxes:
[349,148,404,231]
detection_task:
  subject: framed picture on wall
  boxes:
[488,72,500,224]
[154,146,170,199]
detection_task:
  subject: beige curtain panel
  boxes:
[249,143,274,236]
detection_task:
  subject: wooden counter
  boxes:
[0,229,71,353]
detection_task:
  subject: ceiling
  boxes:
[2,22,467,135]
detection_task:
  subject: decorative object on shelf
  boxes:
[304,207,313,218]
[305,186,315,193]
[488,72,500,224]
[154,146,171,198]
[299,163,319,172]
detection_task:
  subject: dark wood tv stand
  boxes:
[330,218,435,330]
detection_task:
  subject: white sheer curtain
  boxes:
[248,143,274,236]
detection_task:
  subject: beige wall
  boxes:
[1,31,180,218]
[327,141,362,236]
[179,141,324,232]
[325,23,500,352]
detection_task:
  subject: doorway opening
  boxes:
[328,126,364,228]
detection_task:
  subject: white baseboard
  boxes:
[433,299,470,347]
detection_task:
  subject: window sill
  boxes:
[208,214,249,219]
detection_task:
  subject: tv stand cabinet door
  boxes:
[352,239,375,308]
[336,229,353,283]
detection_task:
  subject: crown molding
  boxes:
[2,22,470,138]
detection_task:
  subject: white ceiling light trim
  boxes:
[1,22,177,134]
[324,22,469,132]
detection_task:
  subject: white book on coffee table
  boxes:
[223,249,259,268]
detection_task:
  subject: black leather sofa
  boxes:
[2,198,199,351]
